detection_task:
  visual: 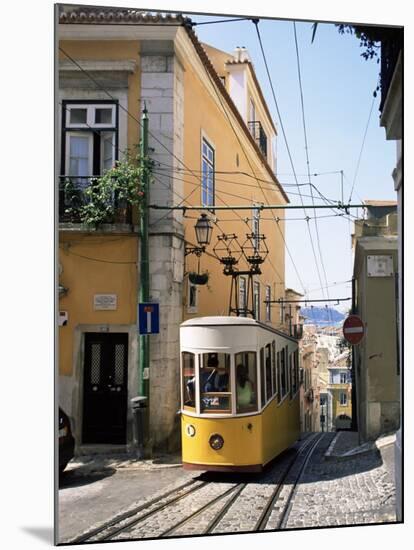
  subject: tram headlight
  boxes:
[185,424,196,437]
[209,433,224,450]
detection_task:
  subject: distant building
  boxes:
[300,327,318,432]
[352,204,399,442]
[317,347,331,432]
[328,351,352,430]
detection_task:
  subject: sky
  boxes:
[187,13,397,308]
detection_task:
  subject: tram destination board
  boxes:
[342,314,365,345]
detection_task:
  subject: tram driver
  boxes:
[202,354,229,392]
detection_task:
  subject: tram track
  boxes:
[69,478,207,543]
[254,433,320,531]
[259,433,323,531]
[70,434,324,543]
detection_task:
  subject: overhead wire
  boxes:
[152,169,343,203]
[253,20,324,298]
[293,21,333,326]
[348,88,378,203]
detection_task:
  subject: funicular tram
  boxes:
[180,316,300,472]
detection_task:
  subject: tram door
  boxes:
[82,332,128,444]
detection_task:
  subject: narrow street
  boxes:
[58,432,396,544]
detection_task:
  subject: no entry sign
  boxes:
[343,315,365,345]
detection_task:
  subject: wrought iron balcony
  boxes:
[291,323,304,340]
[59,176,132,225]
[248,120,268,159]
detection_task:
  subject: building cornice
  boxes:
[59,59,138,73]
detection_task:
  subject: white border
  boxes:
[3,2,410,550]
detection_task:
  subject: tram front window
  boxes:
[182,352,195,410]
[235,352,258,413]
[200,353,231,413]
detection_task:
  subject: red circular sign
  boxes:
[343,315,365,345]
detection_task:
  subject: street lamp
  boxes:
[185,213,213,256]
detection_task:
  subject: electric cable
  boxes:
[253,20,324,297]
[293,21,333,324]
[348,89,378,203]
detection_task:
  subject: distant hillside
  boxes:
[302,307,345,326]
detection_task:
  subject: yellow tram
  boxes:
[180,316,300,472]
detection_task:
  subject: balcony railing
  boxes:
[59,176,132,225]
[248,120,267,159]
[291,323,303,340]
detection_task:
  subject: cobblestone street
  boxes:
[58,432,397,544]
[285,433,397,529]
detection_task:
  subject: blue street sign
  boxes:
[138,303,160,335]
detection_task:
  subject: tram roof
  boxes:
[181,316,299,343]
[181,316,257,327]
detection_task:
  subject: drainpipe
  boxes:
[139,107,150,399]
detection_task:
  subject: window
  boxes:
[340,392,347,406]
[187,283,198,313]
[235,352,257,413]
[280,301,285,324]
[260,348,265,407]
[265,344,272,401]
[201,138,215,207]
[65,103,116,128]
[265,285,271,322]
[271,341,277,396]
[199,353,231,413]
[290,350,299,396]
[340,372,347,384]
[249,98,256,124]
[239,277,247,316]
[295,350,300,392]
[182,352,196,410]
[252,205,260,253]
[279,346,288,399]
[253,281,260,321]
[62,101,118,180]
[66,132,93,187]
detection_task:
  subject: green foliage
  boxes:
[63,177,84,219]
[336,24,382,61]
[79,147,153,227]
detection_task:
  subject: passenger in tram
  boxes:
[236,363,254,407]
[203,354,229,392]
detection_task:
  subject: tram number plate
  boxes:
[203,397,219,407]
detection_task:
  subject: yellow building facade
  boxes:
[58,7,289,453]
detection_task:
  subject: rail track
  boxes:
[69,433,324,543]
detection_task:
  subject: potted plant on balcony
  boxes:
[79,147,153,227]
